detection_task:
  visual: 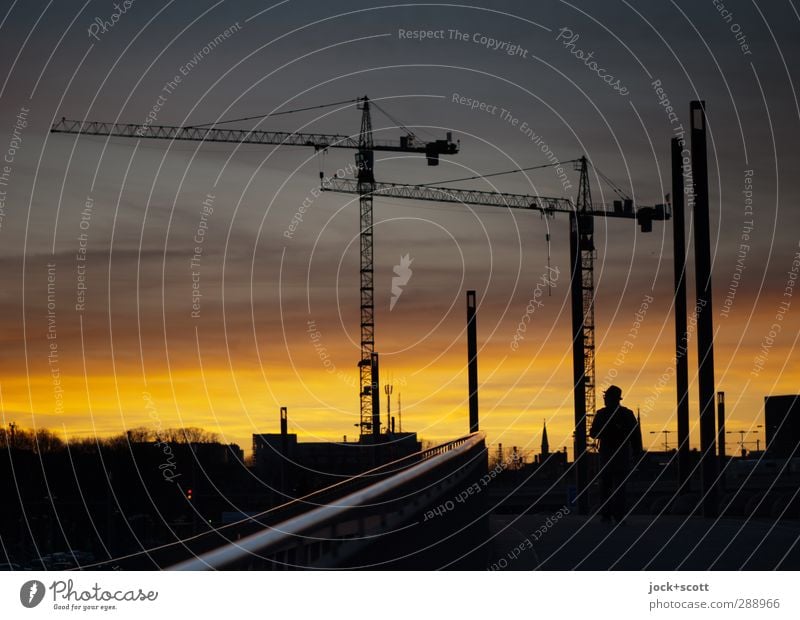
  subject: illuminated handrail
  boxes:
[169,432,485,570]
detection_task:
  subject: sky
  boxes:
[0,0,798,458]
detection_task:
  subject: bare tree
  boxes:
[126,427,154,443]
[33,428,64,453]
[0,424,223,451]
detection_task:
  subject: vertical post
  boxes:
[671,137,691,488]
[467,290,479,433]
[279,406,288,493]
[371,352,381,438]
[384,383,393,435]
[691,101,718,517]
[764,396,773,455]
[569,212,589,515]
[717,392,726,460]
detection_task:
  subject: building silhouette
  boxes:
[765,395,800,459]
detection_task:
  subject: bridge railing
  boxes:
[169,432,488,570]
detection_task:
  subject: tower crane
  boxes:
[50,96,459,438]
[322,159,670,512]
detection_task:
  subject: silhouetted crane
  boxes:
[323,160,669,511]
[51,97,459,435]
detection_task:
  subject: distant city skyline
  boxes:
[0,0,798,459]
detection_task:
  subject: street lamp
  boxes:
[650,429,674,451]
[727,429,757,457]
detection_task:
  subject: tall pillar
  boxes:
[466,290,479,433]
[371,352,381,438]
[717,391,726,461]
[691,101,718,517]
[671,137,691,488]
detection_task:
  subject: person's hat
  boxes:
[604,385,623,400]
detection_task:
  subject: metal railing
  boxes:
[170,432,487,570]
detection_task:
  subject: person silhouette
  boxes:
[589,385,639,524]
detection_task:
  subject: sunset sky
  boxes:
[0,0,798,458]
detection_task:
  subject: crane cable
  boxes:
[370,100,416,138]
[590,163,631,202]
[417,158,575,298]
[370,100,439,141]
[185,98,360,129]
[546,231,552,296]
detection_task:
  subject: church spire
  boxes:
[541,419,550,457]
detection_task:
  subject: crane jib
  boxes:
[49,119,459,156]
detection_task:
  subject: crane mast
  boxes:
[575,156,596,424]
[571,156,595,513]
[355,97,377,436]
